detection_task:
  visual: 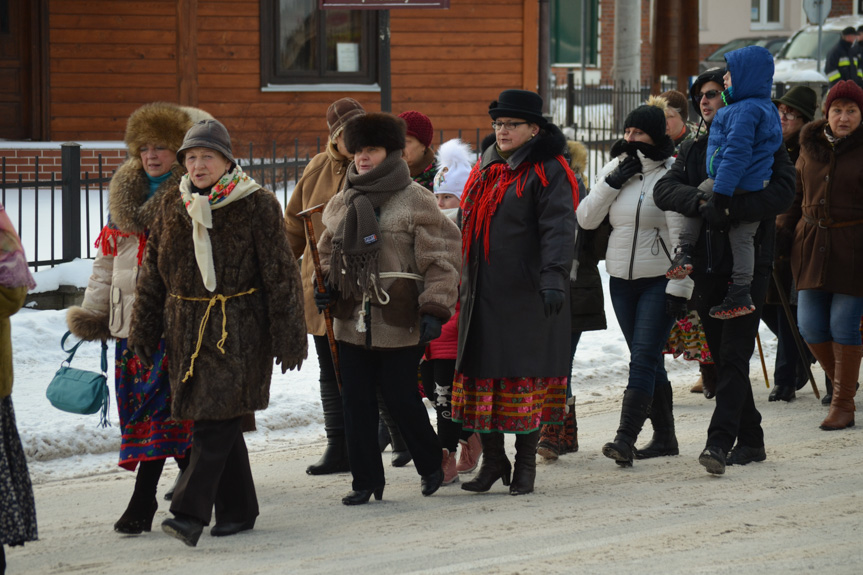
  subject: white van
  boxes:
[773,15,863,83]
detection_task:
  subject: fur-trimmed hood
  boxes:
[566,140,588,180]
[479,122,569,169]
[124,102,212,161]
[107,160,184,233]
[799,119,863,164]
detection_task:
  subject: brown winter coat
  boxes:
[777,120,863,296]
[129,186,307,421]
[0,286,27,398]
[284,142,351,336]
[67,161,184,341]
[318,165,461,350]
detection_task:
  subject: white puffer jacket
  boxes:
[577,149,693,299]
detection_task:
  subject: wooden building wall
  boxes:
[45,0,537,158]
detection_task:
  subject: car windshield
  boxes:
[776,30,840,59]
[707,38,758,60]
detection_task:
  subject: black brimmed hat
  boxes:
[488,89,547,126]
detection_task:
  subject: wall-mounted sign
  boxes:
[320,0,450,9]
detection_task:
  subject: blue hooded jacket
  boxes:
[706,45,783,196]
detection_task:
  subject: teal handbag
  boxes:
[46,331,110,428]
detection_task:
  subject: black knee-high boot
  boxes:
[461,432,511,492]
[510,430,540,495]
[115,458,165,534]
[602,389,652,467]
[635,384,679,459]
[307,372,350,475]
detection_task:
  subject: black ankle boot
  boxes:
[114,497,158,534]
[602,389,652,467]
[307,373,350,475]
[636,384,679,459]
[510,430,539,495]
[162,514,204,546]
[462,433,511,493]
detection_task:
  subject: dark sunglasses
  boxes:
[699,89,721,100]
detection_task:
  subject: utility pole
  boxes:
[613,0,641,129]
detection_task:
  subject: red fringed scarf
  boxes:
[95,225,148,266]
[460,154,579,263]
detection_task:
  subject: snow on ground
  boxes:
[9,259,782,485]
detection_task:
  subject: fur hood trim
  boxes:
[800,119,863,164]
[566,140,588,179]
[124,102,213,159]
[108,160,184,233]
[344,112,407,154]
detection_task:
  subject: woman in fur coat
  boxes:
[316,113,461,506]
[129,119,307,546]
[577,98,693,468]
[452,90,579,496]
[66,102,209,535]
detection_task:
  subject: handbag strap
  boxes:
[60,331,110,374]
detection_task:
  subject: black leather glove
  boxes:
[418,314,443,343]
[541,289,565,318]
[665,295,689,321]
[132,343,155,369]
[699,192,731,228]
[605,154,642,189]
[313,279,338,312]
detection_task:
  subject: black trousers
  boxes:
[339,343,441,491]
[420,358,468,452]
[169,417,258,526]
[694,270,768,453]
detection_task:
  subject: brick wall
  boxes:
[829,0,853,18]
[0,146,126,183]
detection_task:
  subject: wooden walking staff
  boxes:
[297,203,341,390]
[755,333,770,388]
[771,268,820,399]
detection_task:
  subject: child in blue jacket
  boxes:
[666,45,782,319]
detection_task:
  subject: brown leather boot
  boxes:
[807,341,836,382]
[820,343,861,431]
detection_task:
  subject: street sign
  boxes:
[802,0,831,25]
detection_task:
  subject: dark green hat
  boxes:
[772,86,817,122]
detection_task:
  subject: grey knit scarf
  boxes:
[330,150,412,299]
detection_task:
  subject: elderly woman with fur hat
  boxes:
[66,102,210,536]
[777,79,863,431]
[452,90,578,496]
[285,97,365,476]
[577,97,693,469]
[315,113,461,505]
[129,118,307,545]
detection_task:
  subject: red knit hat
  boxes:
[823,80,863,116]
[398,110,434,148]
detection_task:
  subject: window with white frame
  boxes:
[751,0,783,30]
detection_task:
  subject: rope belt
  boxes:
[803,215,863,229]
[169,287,258,382]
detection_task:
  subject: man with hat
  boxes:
[761,86,819,403]
[825,26,863,87]
[653,68,797,475]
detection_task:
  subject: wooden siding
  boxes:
[45,0,537,159]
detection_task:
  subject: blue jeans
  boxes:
[609,276,675,396]
[797,290,863,346]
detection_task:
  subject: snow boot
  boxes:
[666,243,694,279]
[709,283,755,319]
[602,389,652,467]
[636,384,679,459]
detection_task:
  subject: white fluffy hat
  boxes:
[433,138,474,199]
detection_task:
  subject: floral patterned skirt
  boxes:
[452,374,567,433]
[0,396,37,546]
[115,338,192,471]
[663,310,713,364]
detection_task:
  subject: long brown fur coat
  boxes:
[129,186,307,421]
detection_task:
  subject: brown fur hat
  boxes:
[343,112,406,154]
[124,102,213,159]
[566,140,588,180]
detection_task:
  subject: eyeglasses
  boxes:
[778,111,800,121]
[698,90,721,101]
[491,121,528,131]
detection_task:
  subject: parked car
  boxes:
[698,36,788,73]
[773,15,863,83]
